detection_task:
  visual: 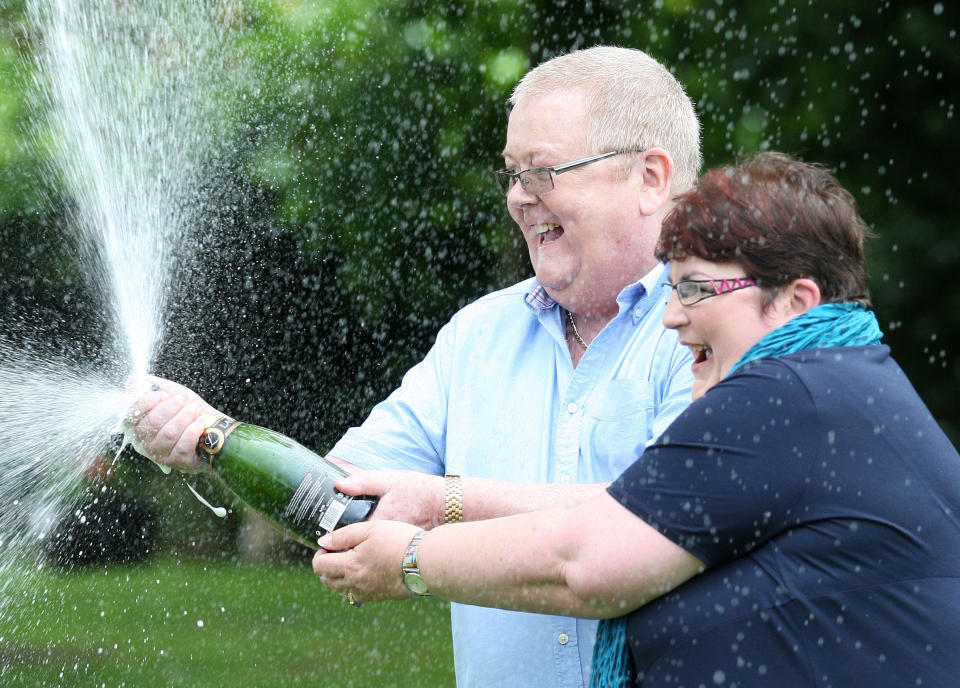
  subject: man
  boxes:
[135,46,700,688]
[320,46,700,687]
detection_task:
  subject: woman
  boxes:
[312,152,960,686]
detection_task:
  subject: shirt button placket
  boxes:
[558,401,581,486]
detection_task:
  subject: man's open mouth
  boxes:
[533,222,563,244]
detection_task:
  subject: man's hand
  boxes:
[128,375,220,472]
[312,520,421,603]
[332,468,445,530]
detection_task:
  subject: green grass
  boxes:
[0,555,455,687]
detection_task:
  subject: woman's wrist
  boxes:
[401,529,433,596]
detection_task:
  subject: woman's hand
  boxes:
[312,520,422,603]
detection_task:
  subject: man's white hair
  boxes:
[510,46,701,193]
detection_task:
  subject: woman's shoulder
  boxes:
[730,345,895,394]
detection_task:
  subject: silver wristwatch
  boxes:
[402,530,433,596]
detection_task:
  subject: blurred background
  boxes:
[0,0,957,685]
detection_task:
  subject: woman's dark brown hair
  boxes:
[655,152,873,308]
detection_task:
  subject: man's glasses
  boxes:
[494,147,646,196]
[663,277,757,306]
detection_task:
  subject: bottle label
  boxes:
[283,470,353,539]
[199,417,241,458]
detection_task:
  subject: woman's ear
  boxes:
[636,148,674,216]
[780,278,822,316]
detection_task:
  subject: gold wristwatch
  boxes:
[444,474,463,523]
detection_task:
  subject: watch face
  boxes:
[403,572,430,596]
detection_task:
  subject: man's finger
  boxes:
[335,469,388,497]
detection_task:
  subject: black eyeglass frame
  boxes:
[662,277,757,306]
[494,147,647,196]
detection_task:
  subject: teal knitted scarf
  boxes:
[589,302,882,688]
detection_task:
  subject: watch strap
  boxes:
[444,474,463,523]
[402,530,433,596]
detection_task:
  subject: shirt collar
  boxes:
[523,263,669,314]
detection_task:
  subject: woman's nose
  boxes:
[662,289,687,330]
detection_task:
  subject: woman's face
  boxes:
[663,256,793,400]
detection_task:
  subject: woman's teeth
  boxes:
[692,345,712,363]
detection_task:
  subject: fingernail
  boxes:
[317,535,331,549]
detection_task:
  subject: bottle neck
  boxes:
[198,414,240,462]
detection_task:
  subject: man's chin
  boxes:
[532,264,574,289]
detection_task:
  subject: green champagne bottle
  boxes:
[197,416,377,547]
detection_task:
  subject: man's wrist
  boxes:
[444,474,463,524]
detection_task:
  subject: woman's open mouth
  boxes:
[689,344,713,370]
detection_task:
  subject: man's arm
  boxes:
[332,467,609,529]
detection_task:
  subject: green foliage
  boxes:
[0,0,957,453]
[0,1,45,217]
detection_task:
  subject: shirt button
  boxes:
[567,402,578,414]
[559,475,571,484]
[635,308,643,318]
[557,633,570,645]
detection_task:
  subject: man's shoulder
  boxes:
[449,277,540,323]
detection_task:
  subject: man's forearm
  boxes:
[326,459,610,528]
[460,478,610,521]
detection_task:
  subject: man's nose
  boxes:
[506,178,540,207]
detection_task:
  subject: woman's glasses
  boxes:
[662,277,757,306]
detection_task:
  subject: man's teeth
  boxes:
[533,223,560,235]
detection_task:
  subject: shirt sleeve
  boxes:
[327,317,456,475]
[649,331,695,445]
[608,359,821,566]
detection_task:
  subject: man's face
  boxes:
[502,88,657,316]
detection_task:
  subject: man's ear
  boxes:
[636,147,674,216]
[780,278,822,316]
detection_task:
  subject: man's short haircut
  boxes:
[511,46,702,193]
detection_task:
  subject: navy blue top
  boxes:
[609,346,960,686]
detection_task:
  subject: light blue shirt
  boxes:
[330,263,693,688]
